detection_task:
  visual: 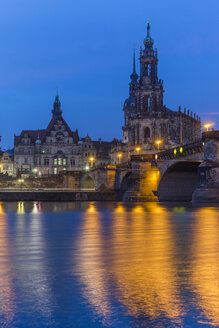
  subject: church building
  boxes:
[122,22,201,155]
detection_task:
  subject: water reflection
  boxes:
[111,203,182,323]
[191,207,219,326]
[75,203,115,325]
[0,201,219,327]
[17,201,25,215]
[13,202,54,321]
[0,202,15,327]
[76,202,183,326]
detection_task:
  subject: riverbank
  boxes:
[0,189,124,201]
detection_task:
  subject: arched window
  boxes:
[131,128,135,145]
[143,96,150,112]
[144,127,150,141]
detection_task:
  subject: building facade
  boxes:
[122,22,201,155]
[0,152,16,177]
[14,96,112,177]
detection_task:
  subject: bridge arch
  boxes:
[157,161,201,201]
[120,171,133,191]
[80,175,95,190]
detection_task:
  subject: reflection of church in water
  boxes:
[122,22,201,154]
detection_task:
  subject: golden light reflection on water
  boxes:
[17,201,25,215]
[76,202,183,324]
[76,203,113,323]
[191,207,219,326]
[0,202,15,326]
[111,203,182,322]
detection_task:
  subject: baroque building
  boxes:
[14,96,112,176]
[122,22,201,155]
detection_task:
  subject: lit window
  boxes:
[63,158,66,165]
[54,158,57,165]
[54,168,57,175]
[58,158,62,166]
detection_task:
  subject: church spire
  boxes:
[130,47,138,82]
[52,94,63,117]
[147,21,150,37]
[133,47,136,73]
[144,21,154,50]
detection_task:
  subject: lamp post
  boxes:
[89,156,95,168]
[156,140,161,152]
[203,123,212,132]
[33,168,38,177]
[117,153,122,164]
[135,146,141,155]
[18,179,24,189]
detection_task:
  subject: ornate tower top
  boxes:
[52,94,63,116]
[144,21,154,50]
[129,48,138,93]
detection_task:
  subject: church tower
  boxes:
[136,22,164,114]
[122,21,201,153]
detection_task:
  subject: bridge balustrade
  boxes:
[155,140,203,160]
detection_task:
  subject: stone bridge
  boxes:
[79,140,207,202]
[65,134,219,202]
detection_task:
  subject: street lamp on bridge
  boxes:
[155,140,161,152]
[203,123,213,132]
[89,156,95,168]
[135,146,141,155]
[117,153,123,164]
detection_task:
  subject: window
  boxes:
[144,127,150,141]
[58,158,62,166]
[71,159,75,167]
[24,158,28,163]
[148,64,150,76]
[54,158,57,165]
[44,158,49,166]
[54,168,57,175]
[63,158,66,166]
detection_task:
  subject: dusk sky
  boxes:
[0,0,219,149]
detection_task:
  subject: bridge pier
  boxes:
[192,131,219,203]
[123,161,160,202]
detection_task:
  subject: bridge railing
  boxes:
[155,140,203,160]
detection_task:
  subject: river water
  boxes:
[0,201,219,328]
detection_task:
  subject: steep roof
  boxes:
[93,140,112,158]
[14,115,79,145]
[14,129,46,145]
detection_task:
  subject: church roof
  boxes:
[123,94,136,110]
